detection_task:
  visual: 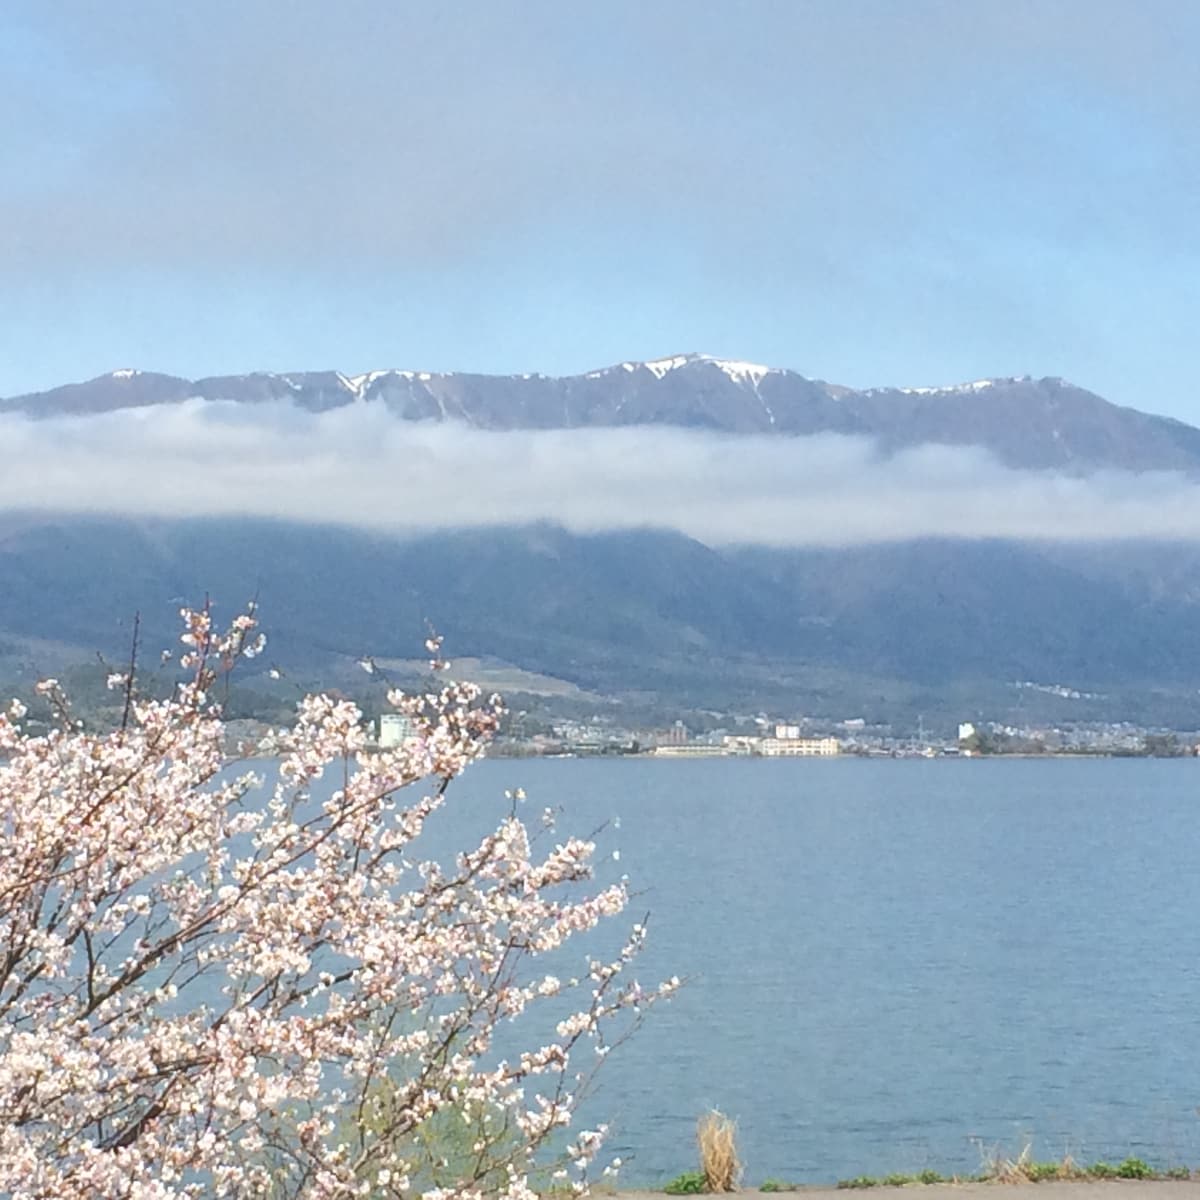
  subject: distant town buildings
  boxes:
[649,734,839,757]
[655,721,690,747]
[631,718,844,757]
[490,708,1199,760]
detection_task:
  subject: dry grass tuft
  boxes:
[698,1109,741,1192]
[1056,1153,1081,1180]
[972,1139,1085,1185]
[994,1145,1034,1185]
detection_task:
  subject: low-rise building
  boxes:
[758,736,840,757]
[722,735,760,755]
[651,742,727,757]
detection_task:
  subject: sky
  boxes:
[4,1,1200,422]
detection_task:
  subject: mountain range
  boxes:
[3,354,1200,732]
[6,353,1200,474]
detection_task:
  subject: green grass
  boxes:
[835,1172,954,1189]
[664,1171,709,1195]
[1091,1161,1149,1179]
[1115,1158,1155,1180]
[1023,1162,1065,1182]
[832,1154,1178,1188]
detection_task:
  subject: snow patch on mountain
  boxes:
[110,369,141,380]
[346,369,397,392]
[702,357,773,387]
[899,381,996,396]
[615,353,777,387]
[873,375,1036,397]
[643,355,692,380]
[335,372,364,400]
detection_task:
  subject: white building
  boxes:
[775,723,801,740]
[651,743,726,757]
[379,713,419,748]
[758,736,839,757]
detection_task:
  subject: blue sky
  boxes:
[5,1,1200,421]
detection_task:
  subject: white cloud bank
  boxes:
[3,400,1200,546]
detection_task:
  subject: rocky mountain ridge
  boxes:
[6,354,1200,473]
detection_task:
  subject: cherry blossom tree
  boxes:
[0,606,674,1198]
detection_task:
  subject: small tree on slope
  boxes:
[0,606,674,1198]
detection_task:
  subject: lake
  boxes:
[432,756,1200,1185]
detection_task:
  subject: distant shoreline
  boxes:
[485,748,1200,762]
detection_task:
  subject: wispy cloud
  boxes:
[3,401,1200,546]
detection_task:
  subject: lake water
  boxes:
[432,756,1200,1185]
